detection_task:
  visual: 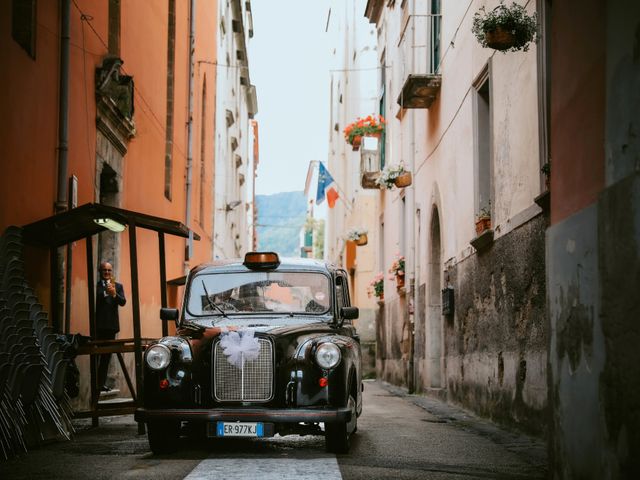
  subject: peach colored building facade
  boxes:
[325,0,379,377]
[0,1,219,403]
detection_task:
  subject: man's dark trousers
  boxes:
[97,328,117,390]
[95,280,126,390]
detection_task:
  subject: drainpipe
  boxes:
[406,0,419,394]
[407,110,417,395]
[56,0,70,212]
[184,0,196,273]
[54,0,71,332]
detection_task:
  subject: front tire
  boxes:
[147,421,180,454]
[325,393,357,454]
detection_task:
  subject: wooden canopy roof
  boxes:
[22,203,200,248]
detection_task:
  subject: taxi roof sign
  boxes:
[243,252,281,270]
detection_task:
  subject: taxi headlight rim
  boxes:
[145,344,172,370]
[315,342,341,370]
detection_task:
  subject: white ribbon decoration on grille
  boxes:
[219,330,261,368]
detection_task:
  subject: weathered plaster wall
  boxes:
[371,2,546,437]
[378,295,410,386]
[447,214,548,435]
[599,7,640,475]
[547,1,640,478]
[605,2,640,187]
[413,283,427,385]
[598,174,640,477]
[357,306,377,378]
[547,205,606,478]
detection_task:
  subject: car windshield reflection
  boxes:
[186,271,331,316]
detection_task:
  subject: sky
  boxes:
[248,0,331,196]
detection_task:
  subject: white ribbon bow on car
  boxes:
[219,330,261,368]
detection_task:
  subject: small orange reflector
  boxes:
[159,379,169,390]
[319,377,329,388]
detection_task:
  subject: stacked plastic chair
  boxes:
[0,226,74,459]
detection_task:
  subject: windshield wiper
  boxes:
[201,280,227,318]
[180,319,205,333]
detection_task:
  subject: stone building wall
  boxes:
[445,214,548,435]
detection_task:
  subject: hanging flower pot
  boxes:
[484,26,516,50]
[355,233,368,246]
[394,171,413,188]
[471,2,539,53]
[346,227,369,246]
[396,272,405,289]
[376,163,409,189]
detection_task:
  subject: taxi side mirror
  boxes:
[160,307,179,322]
[341,306,359,320]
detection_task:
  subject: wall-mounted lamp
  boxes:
[94,217,127,232]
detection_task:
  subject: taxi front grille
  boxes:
[213,337,274,402]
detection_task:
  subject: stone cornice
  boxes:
[96,96,136,156]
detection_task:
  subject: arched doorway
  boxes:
[427,206,443,388]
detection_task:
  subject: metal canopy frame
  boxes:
[22,203,199,428]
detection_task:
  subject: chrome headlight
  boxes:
[159,336,192,363]
[315,342,341,370]
[146,344,171,370]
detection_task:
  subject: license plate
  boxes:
[216,422,264,437]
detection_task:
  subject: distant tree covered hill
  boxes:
[256,191,307,257]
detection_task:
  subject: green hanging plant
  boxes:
[471,1,539,53]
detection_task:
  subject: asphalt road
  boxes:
[0,380,547,479]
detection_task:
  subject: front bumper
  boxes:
[135,406,352,424]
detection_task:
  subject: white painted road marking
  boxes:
[184,457,342,479]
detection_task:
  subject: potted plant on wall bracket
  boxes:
[367,273,384,303]
[346,227,369,246]
[535,161,551,212]
[376,163,412,189]
[394,169,412,188]
[471,1,539,52]
[475,207,492,235]
[344,114,386,151]
[388,253,406,290]
[541,161,551,190]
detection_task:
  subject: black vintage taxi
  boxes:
[135,252,362,454]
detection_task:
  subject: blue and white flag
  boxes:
[316,162,339,208]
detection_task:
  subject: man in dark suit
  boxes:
[96,261,126,392]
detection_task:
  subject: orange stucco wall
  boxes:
[0,1,218,340]
[550,0,605,225]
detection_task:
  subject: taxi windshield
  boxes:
[186,271,331,316]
